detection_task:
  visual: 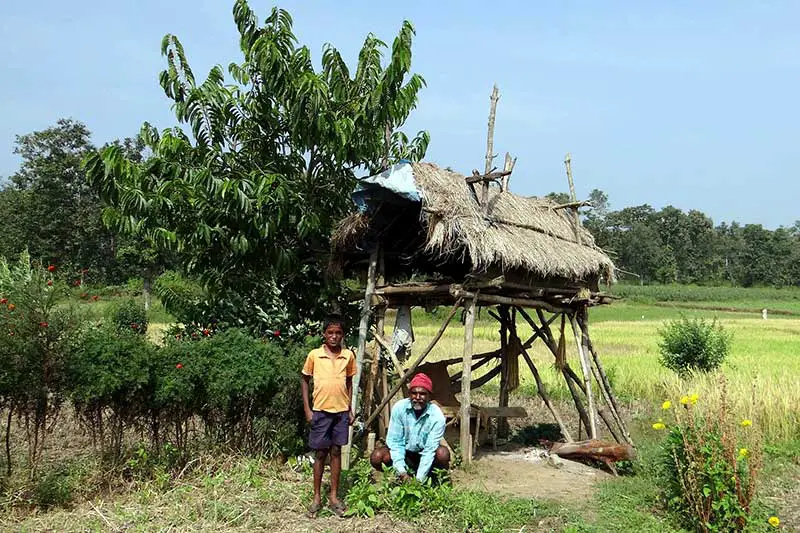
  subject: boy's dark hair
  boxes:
[322,315,347,332]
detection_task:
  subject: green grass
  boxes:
[610,283,800,314]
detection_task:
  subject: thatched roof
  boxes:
[333,162,615,283]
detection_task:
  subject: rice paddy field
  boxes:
[410,291,800,445]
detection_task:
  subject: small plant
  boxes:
[658,316,731,375]
[653,382,763,532]
[111,298,148,335]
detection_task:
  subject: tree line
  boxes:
[547,190,800,287]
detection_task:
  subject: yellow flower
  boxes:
[738,448,748,459]
[662,400,672,410]
[689,393,699,404]
[652,422,666,430]
[741,419,753,427]
[768,516,780,528]
[680,395,690,405]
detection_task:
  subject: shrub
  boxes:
[658,316,731,375]
[66,325,156,461]
[111,298,148,335]
[654,385,763,532]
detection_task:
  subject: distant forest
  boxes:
[1,119,798,289]
[547,189,800,287]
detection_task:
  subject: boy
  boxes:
[301,316,356,518]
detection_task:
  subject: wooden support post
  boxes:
[569,312,596,439]
[482,85,500,211]
[497,305,510,439]
[578,312,634,446]
[363,298,464,431]
[564,152,582,245]
[517,343,574,443]
[363,251,386,423]
[379,368,390,438]
[343,246,379,469]
[460,293,478,463]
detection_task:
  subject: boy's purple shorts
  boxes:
[308,410,349,450]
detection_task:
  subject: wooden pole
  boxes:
[482,85,500,211]
[569,312,596,439]
[497,305,510,439]
[363,251,386,422]
[578,312,634,446]
[518,344,574,443]
[460,293,478,463]
[564,153,582,245]
[362,298,465,430]
[450,287,569,314]
[501,153,516,192]
[343,246,379,469]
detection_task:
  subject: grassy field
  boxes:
[407,296,800,445]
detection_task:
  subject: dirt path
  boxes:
[453,447,610,503]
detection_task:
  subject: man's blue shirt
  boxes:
[385,398,446,482]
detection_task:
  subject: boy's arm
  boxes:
[301,375,313,423]
[346,351,357,424]
[415,415,446,482]
[301,353,314,423]
[385,403,408,475]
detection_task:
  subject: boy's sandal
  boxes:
[306,501,322,518]
[329,501,347,517]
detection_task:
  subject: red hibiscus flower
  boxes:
[273,330,281,337]
[92,295,99,301]
[0,298,7,305]
[176,363,183,369]
[39,322,48,328]
[202,329,210,336]
[47,280,53,286]
[47,265,56,272]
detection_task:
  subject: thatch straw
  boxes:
[412,163,615,281]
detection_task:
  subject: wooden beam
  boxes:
[451,287,569,314]
[374,284,453,296]
[552,200,593,211]
[465,169,512,185]
[497,305,510,439]
[362,298,464,431]
[460,293,478,463]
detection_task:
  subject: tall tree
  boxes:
[84,2,429,332]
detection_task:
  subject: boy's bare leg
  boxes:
[329,445,342,505]
[313,449,328,507]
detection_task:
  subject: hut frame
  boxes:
[336,89,633,468]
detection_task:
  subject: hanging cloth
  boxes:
[391,305,415,362]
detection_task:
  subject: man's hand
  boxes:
[348,411,355,426]
[398,473,411,483]
[305,409,314,424]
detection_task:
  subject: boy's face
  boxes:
[323,323,344,348]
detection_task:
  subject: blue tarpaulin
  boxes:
[352,161,421,212]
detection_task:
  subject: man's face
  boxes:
[409,386,430,412]
[323,324,344,348]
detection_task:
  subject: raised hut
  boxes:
[333,158,633,468]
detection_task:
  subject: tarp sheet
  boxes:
[352,161,421,212]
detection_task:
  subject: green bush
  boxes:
[67,325,156,461]
[658,316,731,375]
[111,298,148,335]
[656,388,762,532]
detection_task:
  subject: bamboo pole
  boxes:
[363,251,386,422]
[460,293,478,463]
[451,288,569,314]
[501,152,516,192]
[362,299,464,430]
[343,246,379,469]
[518,345,574,443]
[482,85,500,211]
[569,312,596,438]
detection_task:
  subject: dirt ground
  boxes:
[453,445,610,503]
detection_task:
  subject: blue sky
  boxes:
[2,1,799,228]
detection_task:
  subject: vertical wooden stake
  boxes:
[363,250,386,425]
[482,85,500,211]
[570,312,596,439]
[497,305,510,439]
[564,153,582,245]
[460,294,478,464]
[343,245,379,470]
[501,153,516,192]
